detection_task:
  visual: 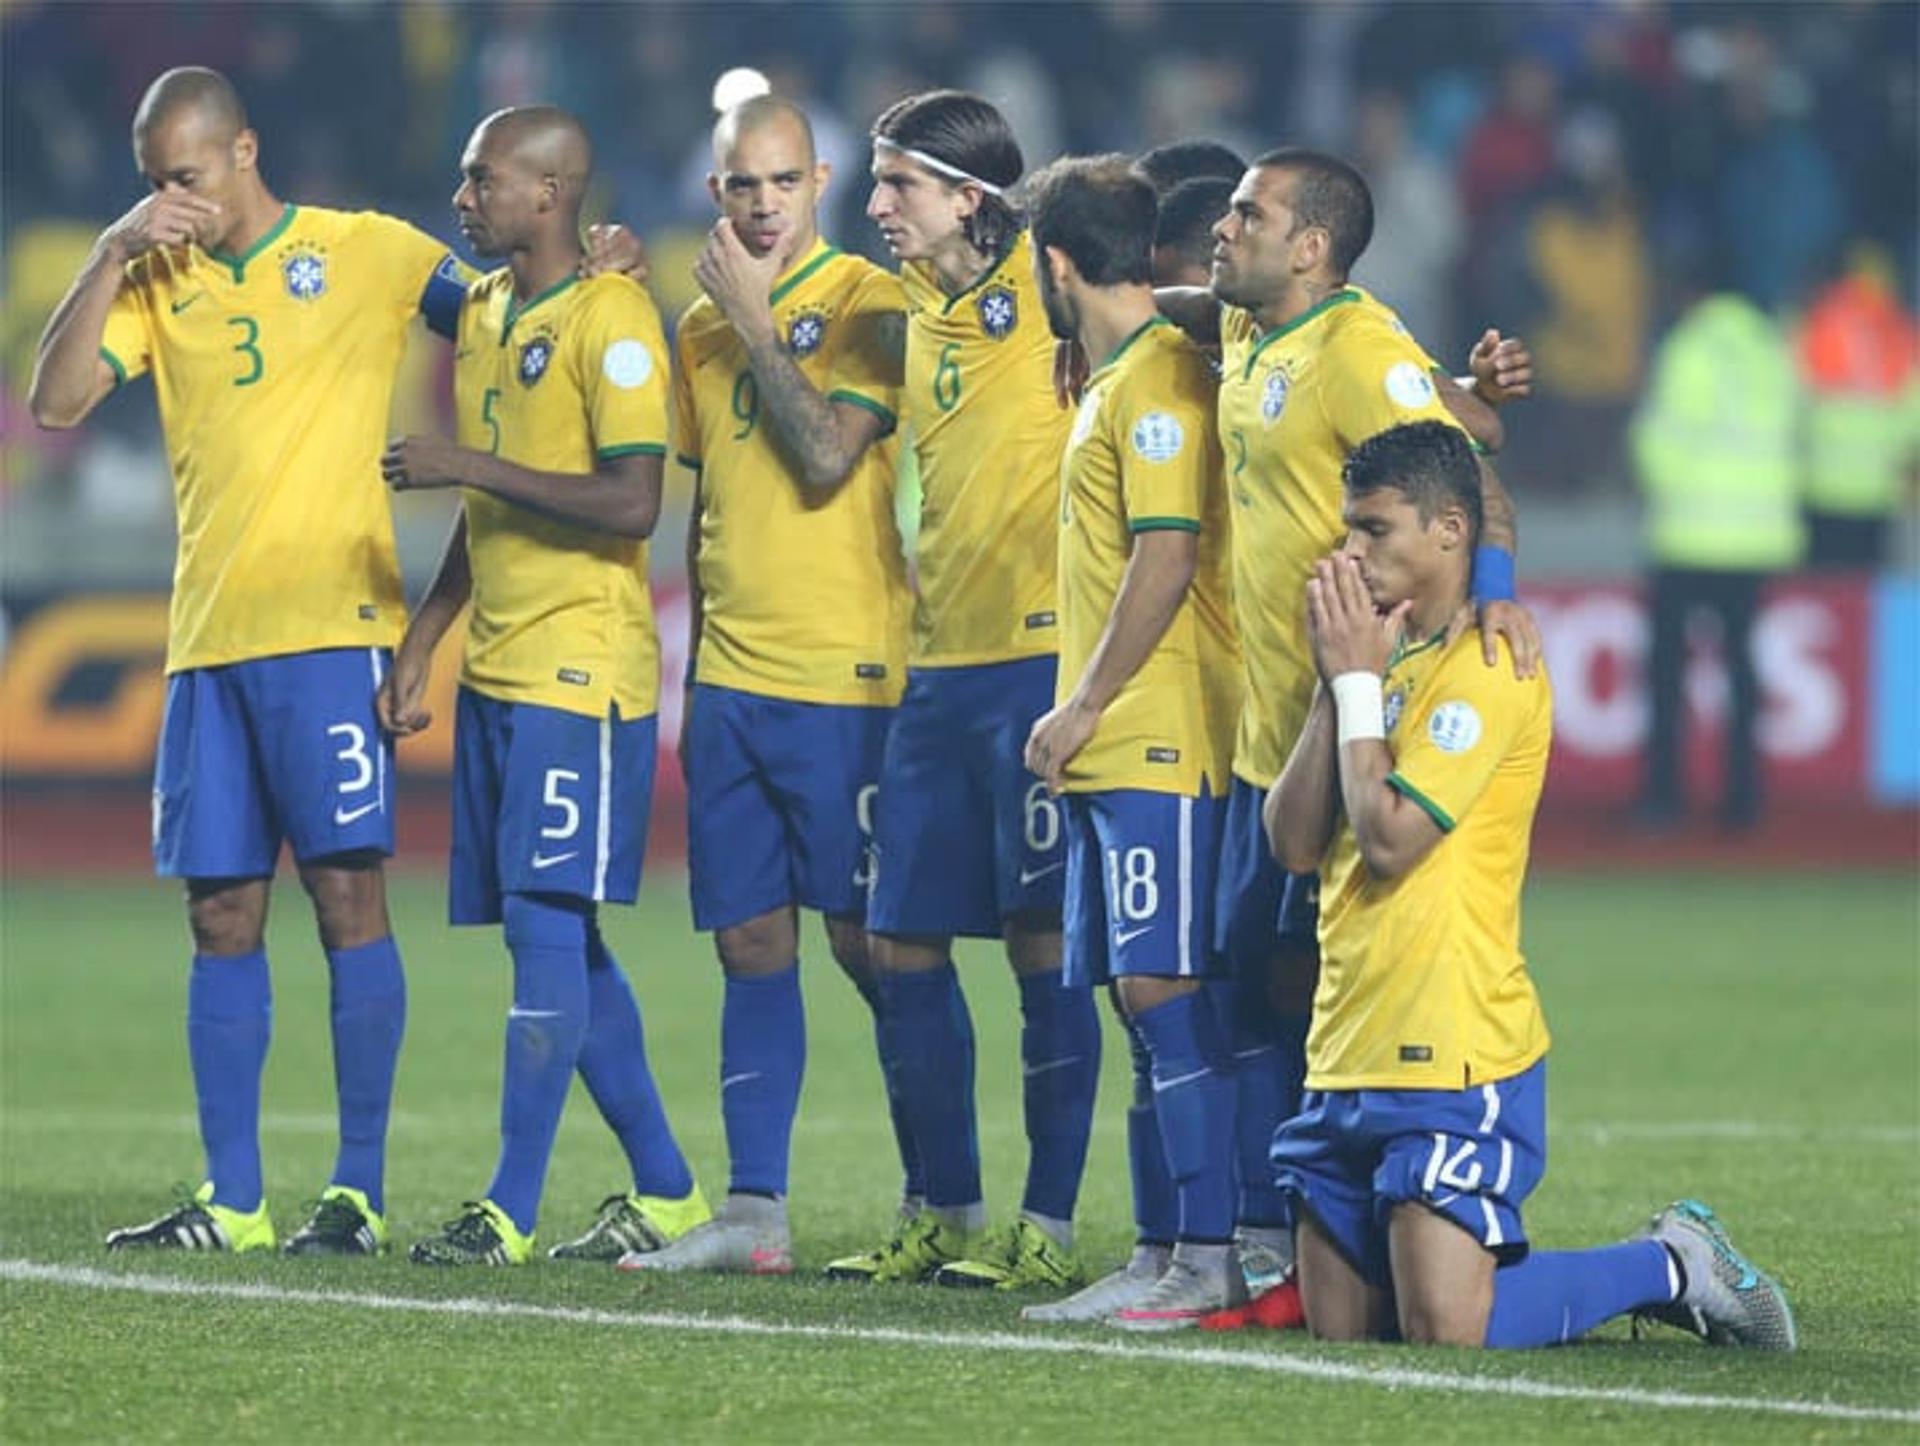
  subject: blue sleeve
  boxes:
[418,254,467,341]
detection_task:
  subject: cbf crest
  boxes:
[282,247,327,302]
[1261,368,1289,425]
[1384,686,1407,734]
[786,307,828,358]
[978,285,1017,339]
[518,330,557,386]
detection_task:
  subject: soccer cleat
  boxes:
[1638,1199,1797,1351]
[1199,1273,1306,1332]
[1021,1255,1166,1323]
[407,1200,533,1267]
[105,1183,275,1254]
[283,1186,387,1257]
[614,1211,791,1275]
[1111,1257,1249,1332]
[549,1186,712,1262]
[824,1211,974,1284]
[933,1218,1086,1291]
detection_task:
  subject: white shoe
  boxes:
[616,1212,792,1275]
[1638,1200,1795,1351]
[1110,1257,1247,1332]
[1022,1254,1163,1323]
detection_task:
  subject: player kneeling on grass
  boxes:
[1265,421,1794,1350]
[380,106,706,1267]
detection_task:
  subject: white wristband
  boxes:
[1330,671,1385,748]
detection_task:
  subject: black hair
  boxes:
[1343,422,1483,543]
[1022,154,1156,286]
[1154,175,1235,272]
[871,88,1024,255]
[1134,138,1246,195]
[1250,146,1374,277]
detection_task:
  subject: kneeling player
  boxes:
[381,107,705,1266]
[1017,157,1245,1328]
[1267,422,1793,1349]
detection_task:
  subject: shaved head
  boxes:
[474,105,593,208]
[133,67,248,145]
[712,94,815,168]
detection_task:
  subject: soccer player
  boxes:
[1134,140,1249,197]
[1267,421,1794,1351]
[1192,149,1538,1321]
[378,106,704,1267]
[616,96,913,1275]
[1153,176,1237,289]
[836,89,1103,1290]
[1014,156,1245,1328]
[29,67,472,1257]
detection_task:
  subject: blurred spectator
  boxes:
[1458,53,1558,226]
[1795,248,1920,569]
[1630,284,1802,831]
[1350,86,1461,361]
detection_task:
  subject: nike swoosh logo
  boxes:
[1019,862,1064,885]
[170,292,207,315]
[1428,1192,1461,1208]
[334,800,381,825]
[721,1072,762,1091]
[1114,925,1155,946]
[531,850,579,869]
[1151,1067,1211,1094]
[1022,1056,1083,1080]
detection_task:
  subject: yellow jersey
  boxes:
[1217,286,1458,787]
[98,203,453,673]
[1056,317,1238,796]
[1308,632,1553,1091]
[901,231,1072,667]
[452,269,669,719]
[674,240,911,706]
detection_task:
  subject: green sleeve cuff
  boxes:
[596,442,667,462]
[1387,771,1454,832]
[676,452,703,472]
[827,389,898,436]
[99,347,128,386]
[1129,516,1201,534]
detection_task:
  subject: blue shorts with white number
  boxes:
[1272,1057,1548,1286]
[867,656,1065,940]
[153,647,395,878]
[449,687,655,925]
[684,683,891,932]
[1062,788,1224,986]
[1214,776,1319,971]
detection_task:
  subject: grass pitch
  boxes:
[2,868,1915,1441]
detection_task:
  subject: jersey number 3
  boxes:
[227,316,264,387]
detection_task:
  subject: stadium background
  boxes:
[1,0,1915,867]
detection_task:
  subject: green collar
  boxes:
[209,203,297,283]
[502,272,581,344]
[1241,286,1359,378]
[1090,314,1170,380]
[939,233,1021,314]
[1388,624,1450,671]
[770,240,839,306]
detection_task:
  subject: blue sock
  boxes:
[577,924,694,1200]
[1017,971,1100,1222]
[720,964,807,1196]
[1134,990,1236,1243]
[1123,1013,1177,1245]
[1227,983,1306,1230]
[485,895,589,1236]
[851,972,925,1201]
[188,951,272,1213]
[1485,1241,1679,1348]
[877,963,980,1210]
[325,936,405,1214]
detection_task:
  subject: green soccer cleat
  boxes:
[933,1218,1087,1291]
[408,1200,533,1267]
[1637,1199,1797,1351]
[824,1210,976,1283]
[283,1186,388,1257]
[105,1182,275,1254]
[550,1186,713,1262]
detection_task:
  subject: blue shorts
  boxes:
[1214,777,1319,972]
[1272,1058,1548,1287]
[867,656,1065,939]
[153,647,394,878]
[1062,789,1223,986]
[449,688,655,925]
[684,683,892,931]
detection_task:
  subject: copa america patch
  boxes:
[1385,360,1436,409]
[977,285,1016,339]
[519,336,555,386]
[601,338,653,388]
[1131,411,1185,462]
[1262,368,1289,424]
[786,310,827,357]
[282,249,326,301]
[1427,699,1483,754]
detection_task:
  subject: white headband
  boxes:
[872,138,1008,197]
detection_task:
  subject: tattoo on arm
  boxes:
[742,333,863,489]
[1476,456,1517,551]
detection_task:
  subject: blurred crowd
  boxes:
[2,0,1915,574]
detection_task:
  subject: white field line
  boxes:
[1,1259,1915,1427]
